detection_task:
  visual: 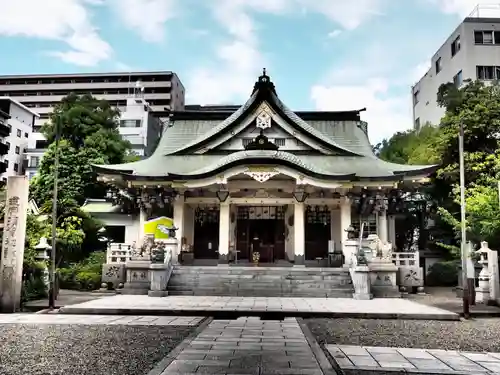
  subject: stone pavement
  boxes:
[328,345,500,374]
[0,313,204,326]
[158,317,329,375]
[58,295,459,320]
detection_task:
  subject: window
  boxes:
[435,57,442,74]
[4,160,8,167]
[6,142,10,150]
[13,163,18,172]
[351,212,378,237]
[474,30,500,45]
[29,156,39,168]
[414,118,421,130]
[451,36,461,56]
[119,119,142,128]
[453,70,463,87]
[413,90,420,105]
[477,65,497,80]
[274,138,286,147]
[16,129,21,137]
[15,146,20,154]
[24,132,28,138]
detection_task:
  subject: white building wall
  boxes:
[412,17,500,128]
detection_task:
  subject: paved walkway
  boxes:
[0,313,203,326]
[58,295,459,320]
[328,345,500,374]
[159,317,327,375]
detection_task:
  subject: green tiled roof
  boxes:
[95,72,437,180]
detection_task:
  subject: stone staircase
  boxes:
[167,266,354,298]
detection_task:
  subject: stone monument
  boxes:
[0,176,29,312]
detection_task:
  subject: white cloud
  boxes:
[328,30,342,38]
[411,61,431,84]
[311,79,412,144]
[110,0,177,43]
[187,0,388,104]
[0,0,112,66]
[429,0,500,17]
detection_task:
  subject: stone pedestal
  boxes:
[101,264,126,289]
[476,242,491,304]
[343,240,358,267]
[369,263,400,298]
[350,266,372,300]
[0,176,29,313]
[122,259,151,295]
[397,267,424,289]
[159,238,179,265]
[148,263,169,297]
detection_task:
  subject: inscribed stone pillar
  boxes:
[388,215,396,249]
[378,210,388,244]
[218,202,230,264]
[293,202,305,265]
[0,176,29,313]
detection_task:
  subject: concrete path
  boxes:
[158,317,330,375]
[328,345,500,374]
[0,313,204,326]
[58,295,459,320]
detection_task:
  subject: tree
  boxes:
[29,93,132,263]
[435,80,500,251]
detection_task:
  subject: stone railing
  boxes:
[106,243,133,264]
[392,252,419,268]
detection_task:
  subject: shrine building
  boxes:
[95,70,436,266]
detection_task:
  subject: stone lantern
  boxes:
[475,241,491,303]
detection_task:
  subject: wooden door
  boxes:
[193,207,220,259]
[304,205,331,260]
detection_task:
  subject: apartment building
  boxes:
[0,71,185,178]
[0,98,38,178]
[412,5,500,128]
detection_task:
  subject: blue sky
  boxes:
[0,0,488,142]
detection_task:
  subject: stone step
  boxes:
[167,288,353,298]
[167,279,352,288]
[167,265,354,298]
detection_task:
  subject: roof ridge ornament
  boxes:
[252,68,276,95]
[244,130,279,151]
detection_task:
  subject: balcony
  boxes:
[0,121,10,137]
[0,141,8,156]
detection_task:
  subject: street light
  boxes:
[48,115,61,309]
[459,122,470,319]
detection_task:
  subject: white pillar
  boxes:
[388,215,396,249]
[218,202,230,263]
[138,209,147,244]
[340,197,352,267]
[173,197,185,263]
[340,197,351,244]
[378,209,388,244]
[294,202,305,265]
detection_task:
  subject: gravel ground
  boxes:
[307,318,500,352]
[0,324,196,375]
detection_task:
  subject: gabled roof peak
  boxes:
[252,68,276,95]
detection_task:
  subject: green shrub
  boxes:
[21,263,48,303]
[57,251,106,291]
[426,260,459,286]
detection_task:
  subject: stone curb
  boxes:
[146,316,212,375]
[297,317,341,375]
[56,307,460,321]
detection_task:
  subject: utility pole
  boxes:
[48,115,60,309]
[459,122,470,319]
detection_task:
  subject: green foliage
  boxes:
[374,125,442,165]
[425,260,459,287]
[58,251,106,290]
[21,263,48,303]
[28,92,132,266]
